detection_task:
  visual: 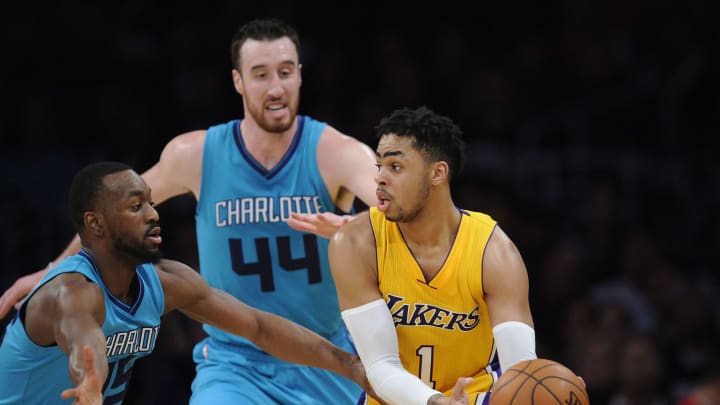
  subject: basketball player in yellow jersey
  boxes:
[329,107,537,405]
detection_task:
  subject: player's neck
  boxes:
[398,198,460,248]
[85,247,140,303]
[239,118,297,169]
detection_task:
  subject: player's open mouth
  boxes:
[376,191,391,212]
[146,227,162,244]
[266,103,285,111]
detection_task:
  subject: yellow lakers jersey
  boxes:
[366,207,500,405]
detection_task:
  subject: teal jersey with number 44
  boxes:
[196,116,344,349]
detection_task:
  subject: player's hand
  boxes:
[287,212,353,239]
[61,345,103,405]
[0,269,46,318]
[427,377,472,405]
[449,377,472,404]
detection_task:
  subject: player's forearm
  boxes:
[58,321,108,385]
[185,289,358,378]
[254,312,355,377]
[68,340,108,385]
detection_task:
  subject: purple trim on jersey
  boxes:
[369,213,380,287]
[356,391,367,405]
[493,360,502,375]
[482,360,502,404]
[398,207,464,285]
[232,116,306,179]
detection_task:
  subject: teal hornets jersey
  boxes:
[0,250,164,405]
[195,116,342,351]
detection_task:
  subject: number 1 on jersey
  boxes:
[417,345,437,389]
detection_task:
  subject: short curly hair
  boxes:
[375,106,466,180]
[68,161,132,232]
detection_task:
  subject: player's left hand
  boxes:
[428,377,472,405]
[0,270,43,319]
[61,345,103,405]
[287,212,353,239]
[449,377,472,404]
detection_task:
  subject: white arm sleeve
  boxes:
[342,299,442,405]
[492,321,537,372]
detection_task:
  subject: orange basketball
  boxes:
[489,358,589,405]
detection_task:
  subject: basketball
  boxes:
[489,358,589,405]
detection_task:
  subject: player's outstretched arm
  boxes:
[289,126,377,239]
[22,273,109,403]
[287,211,354,239]
[156,259,373,393]
[53,280,108,403]
[0,271,44,318]
[61,345,104,405]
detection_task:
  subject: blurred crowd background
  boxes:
[1,1,718,404]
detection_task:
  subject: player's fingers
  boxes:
[451,377,472,399]
[318,212,335,221]
[286,217,317,233]
[318,212,349,227]
[289,212,318,224]
[287,221,316,233]
[61,387,77,400]
[288,213,310,224]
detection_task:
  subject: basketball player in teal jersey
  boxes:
[0,162,372,405]
[0,19,377,404]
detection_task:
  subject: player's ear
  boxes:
[298,63,302,87]
[430,161,449,186]
[84,211,103,237]
[232,69,244,95]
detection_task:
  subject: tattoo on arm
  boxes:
[427,393,445,405]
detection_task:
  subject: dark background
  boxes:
[1,1,718,403]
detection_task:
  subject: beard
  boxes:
[112,234,163,264]
[247,96,299,133]
[384,182,431,223]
